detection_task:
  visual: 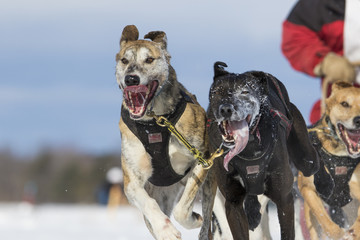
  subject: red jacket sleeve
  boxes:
[281,20,331,77]
[281,0,344,77]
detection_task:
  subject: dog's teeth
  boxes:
[223,121,229,135]
[129,92,135,111]
[129,92,133,104]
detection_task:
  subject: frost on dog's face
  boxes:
[326,82,360,158]
[115,25,171,119]
[209,62,266,171]
[210,77,262,128]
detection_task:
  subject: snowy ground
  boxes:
[0,202,282,240]
[0,203,204,240]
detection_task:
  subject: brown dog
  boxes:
[298,82,360,239]
[116,25,214,240]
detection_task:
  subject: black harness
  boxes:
[121,94,193,186]
[310,130,360,207]
[229,124,277,195]
[213,77,293,195]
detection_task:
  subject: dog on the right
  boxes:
[298,82,360,239]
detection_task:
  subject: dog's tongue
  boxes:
[347,129,360,153]
[223,120,249,171]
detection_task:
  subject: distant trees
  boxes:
[0,149,121,204]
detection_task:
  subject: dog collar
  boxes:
[308,116,340,141]
[326,116,340,140]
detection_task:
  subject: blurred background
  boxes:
[0,0,316,238]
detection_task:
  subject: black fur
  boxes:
[244,195,262,230]
[207,62,320,239]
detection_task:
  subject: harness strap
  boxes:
[121,94,191,186]
[270,109,292,137]
[310,130,360,207]
[269,76,291,117]
[268,77,293,137]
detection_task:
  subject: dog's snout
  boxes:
[125,75,140,86]
[219,104,234,119]
[354,116,360,128]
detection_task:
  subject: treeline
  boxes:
[0,149,121,204]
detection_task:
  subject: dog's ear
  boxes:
[331,81,353,93]
[213,61,229,80]
[247,71,270,93]
[120,25,139,48]
[144,31,167,49]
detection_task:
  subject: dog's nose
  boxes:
[219,104,234,119]
[125,75,140,86]
[354,116,360,128]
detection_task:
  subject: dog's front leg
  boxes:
[198,168,217,240]
[344,165,360,240]
[298,173,344,239]
[173,164,207,229]
[225,198,249,239]
[122,159,182,240]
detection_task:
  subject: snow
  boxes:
[0,202,282,240]
[0,203,201,240]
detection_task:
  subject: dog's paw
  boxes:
[323,225,345,239]
[154,218,182,240]
[342,228,357,240]
[173,205,203,229]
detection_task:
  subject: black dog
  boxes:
[206,62,320,239]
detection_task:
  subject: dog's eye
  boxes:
[121,58,129,64]
[145,57,154,64]
[212,89,222,96]
[241,90,249,94]
[341,101,350,108]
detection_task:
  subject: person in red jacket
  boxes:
[281,0,359,124]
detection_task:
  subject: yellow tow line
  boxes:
[148,111,223,169]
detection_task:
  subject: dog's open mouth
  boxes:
[123,81,159,119]
[338,123,360,156]
[219,115,251,171]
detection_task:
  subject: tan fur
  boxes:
[175,103,207,149]
[116,25,211,240]
[298,172,345,239]
[320,62,360,114]
[316,116,348,156]
[299,82,360,239]
[117,41,165,62]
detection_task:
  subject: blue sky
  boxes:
[0,0,320,156]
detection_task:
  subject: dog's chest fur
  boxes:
[121,104,193,186]
[120,102,206,186]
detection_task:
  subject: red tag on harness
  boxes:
[148,133,162,144]
[246,165,260,175]
[335,166,348,175]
